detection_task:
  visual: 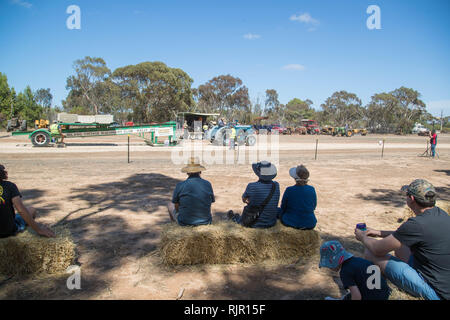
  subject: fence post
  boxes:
[315,139,318,160]
[128,135,130,163]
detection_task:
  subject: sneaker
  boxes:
[227,210,235,220]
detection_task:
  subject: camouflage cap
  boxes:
[401,179,437,202]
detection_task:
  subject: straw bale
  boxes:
[160,221,320,266]
[0,226,76,275]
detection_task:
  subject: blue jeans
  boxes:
[384,255,440,300]
[431,144,436,157]
[15,214,27,233]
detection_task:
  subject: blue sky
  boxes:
[0,0,449,116]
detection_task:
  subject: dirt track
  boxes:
[0,132,449,300]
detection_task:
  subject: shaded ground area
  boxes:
[0,134,448,299]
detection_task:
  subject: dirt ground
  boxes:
[0,132,448,300]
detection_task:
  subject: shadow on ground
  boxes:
[355,188,405,208]
[434,169,450,176]
[1,173,183,299]
[20,188,61,218]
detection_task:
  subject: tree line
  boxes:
[1,56,447,133]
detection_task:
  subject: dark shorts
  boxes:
[384,255,440,300]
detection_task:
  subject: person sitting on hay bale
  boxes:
[355,179,450,300]
[319,240,391,300]
[0,164,55,238]
[167,157,215,226]
[278,164,317,230]
[228,161,280,228]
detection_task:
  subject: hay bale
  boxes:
[402,200,450,221]
[0,226,75,275]
[160,221,320,266]
[388,280,421,300]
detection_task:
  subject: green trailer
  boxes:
[12,121,178,147]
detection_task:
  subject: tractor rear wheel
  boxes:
[246,135,256,146]
[31,131,51,147]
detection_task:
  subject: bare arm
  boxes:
[12,196,55,238]
[348,286,362,300]
[366,228,395,238]
[356,229,402,257]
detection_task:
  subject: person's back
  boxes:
[50,123,60,135]
[172,175,215,226]
[393,206,450,299]
[243,180,280,228]
[280,184,317,229]
[0,180,20,238]
[340,256,391,300]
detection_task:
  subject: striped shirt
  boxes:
[242,180,280,228]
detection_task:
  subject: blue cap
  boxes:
[319,240,353,269]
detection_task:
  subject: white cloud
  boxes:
[282,64,305,71]
[243,33,261,40]
[290,12,320,29]
[11,0,32,9]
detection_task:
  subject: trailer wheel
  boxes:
[31,131,51,147]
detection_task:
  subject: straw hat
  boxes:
[181,157,206,173]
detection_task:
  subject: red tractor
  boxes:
[301,119,320,134]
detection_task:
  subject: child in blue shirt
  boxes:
[319,240,391,300]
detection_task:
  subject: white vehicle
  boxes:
[412,123,429,135]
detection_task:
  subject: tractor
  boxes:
[6,118,27,132]
[332,127,353,137]
[35,119,50,129]
[301,119,320,134]
[209,124,256,146]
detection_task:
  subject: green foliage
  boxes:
[283,98,315,126]
[320,91,364,127]
[63,56,111,115]
[0,72,13,125]
[14,86,43,123]
[195,74,250,122]
[367,87,426,133]
[112,61,194,123]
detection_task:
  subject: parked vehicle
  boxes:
[6,118,27,132]
[412,123,429,136]
[301,119,320,134]
[210,124,256,146]
[271,124,289,135]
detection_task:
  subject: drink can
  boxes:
[356,223,367,231]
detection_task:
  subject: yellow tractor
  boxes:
[35,119,50,129]
[351,128,368,136]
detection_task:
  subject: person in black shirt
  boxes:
[0,164,54,238]
[355,179,450,300]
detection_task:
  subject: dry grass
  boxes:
[160,221,320,266]
[388,283,421,300]
[402,200,450,221]
[0,226,76,275]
